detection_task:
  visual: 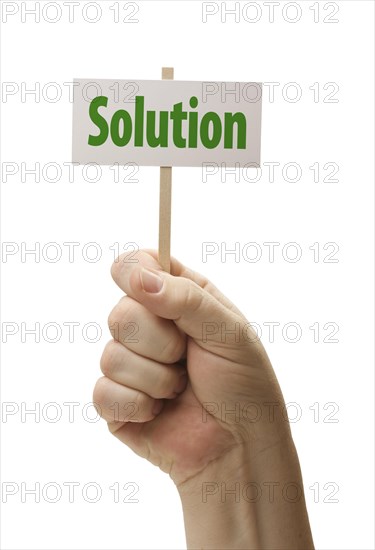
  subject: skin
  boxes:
[93,249,314,549]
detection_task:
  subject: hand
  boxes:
[93,249,289,486]
[93,249,314,549]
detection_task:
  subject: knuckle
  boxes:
[159,336,185,364]
[181,280,204,315]
[92,376,109,410]
[133,390,150,414]
[155,370,178,398]
[100,340,117,378]
[111,251,140,280]
[108,297,138,334]
[107,303,120,330]
[110,258,120,282]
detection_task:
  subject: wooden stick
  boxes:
[158,67,174,273]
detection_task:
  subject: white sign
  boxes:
[72,79,262,167]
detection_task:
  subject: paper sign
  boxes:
[72,79,262,167]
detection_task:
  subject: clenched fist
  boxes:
[93,249,314,549]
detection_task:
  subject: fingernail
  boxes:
[140,268,164,294]
[175,373,188,394]
[152,399,164,416]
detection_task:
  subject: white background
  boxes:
[0,1,374,549]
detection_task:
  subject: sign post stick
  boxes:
[158,67,174,273]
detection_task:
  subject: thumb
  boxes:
[112,256,256,362]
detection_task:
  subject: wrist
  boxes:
[177,443,261,550]
[176,432,313,550]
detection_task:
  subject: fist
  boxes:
[93,250,286,486]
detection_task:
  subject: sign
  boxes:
[72,79,262,167]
